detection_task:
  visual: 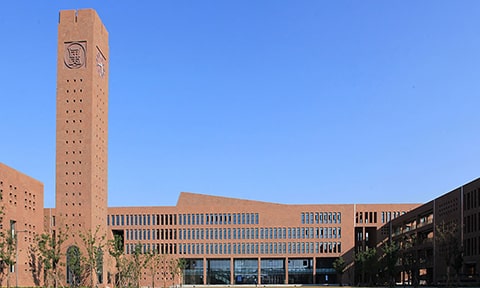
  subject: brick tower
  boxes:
[55,9,109,285]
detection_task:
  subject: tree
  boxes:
[436,221,463,287]
[399,233,419,287]
[0,229,17,288]
[332,256,346,286]
[355,247,378,286]
[36,227,69,288]
[144,248,164,288]
[129,243,151,288]
[382,241,400,287]
[27,244,41,286]
[66,246,82,287]
[107,234,124,287]
[170,258,186,288]
[79,226,106,288]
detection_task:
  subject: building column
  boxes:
[203,258,207,285]
[285,257,289,284]
[313,257,316,284]
[257,257,261,285]
[230,257,235,284]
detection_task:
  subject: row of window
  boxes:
[125,241,342,256]
[178,227,341,240]
[179,213,260,226]
[108,214,177,226]
[355,211,406,224]
[179,242,341,255]
[109,213,261,227]
[301,212,341,224]
[126,229,176,241]
[124,226,342,242]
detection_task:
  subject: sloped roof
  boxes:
[177,191,283,208]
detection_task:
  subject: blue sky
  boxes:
[1,1,479,208]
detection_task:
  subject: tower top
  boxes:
[58,9,108,35]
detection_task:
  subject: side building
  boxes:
[390,177,480,286]
[107,192,419,286]
[0,163,44,287]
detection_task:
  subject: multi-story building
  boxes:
[108,193,417,286]
[0,163,44,287]
[391,177,480,286]
[0,7,478,288]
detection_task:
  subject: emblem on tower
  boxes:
[64,42,86,69]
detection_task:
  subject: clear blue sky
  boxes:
[1,1,479,208]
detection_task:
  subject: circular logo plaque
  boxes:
[64,42,86,69]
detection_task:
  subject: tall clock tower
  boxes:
[55,8,109,284]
